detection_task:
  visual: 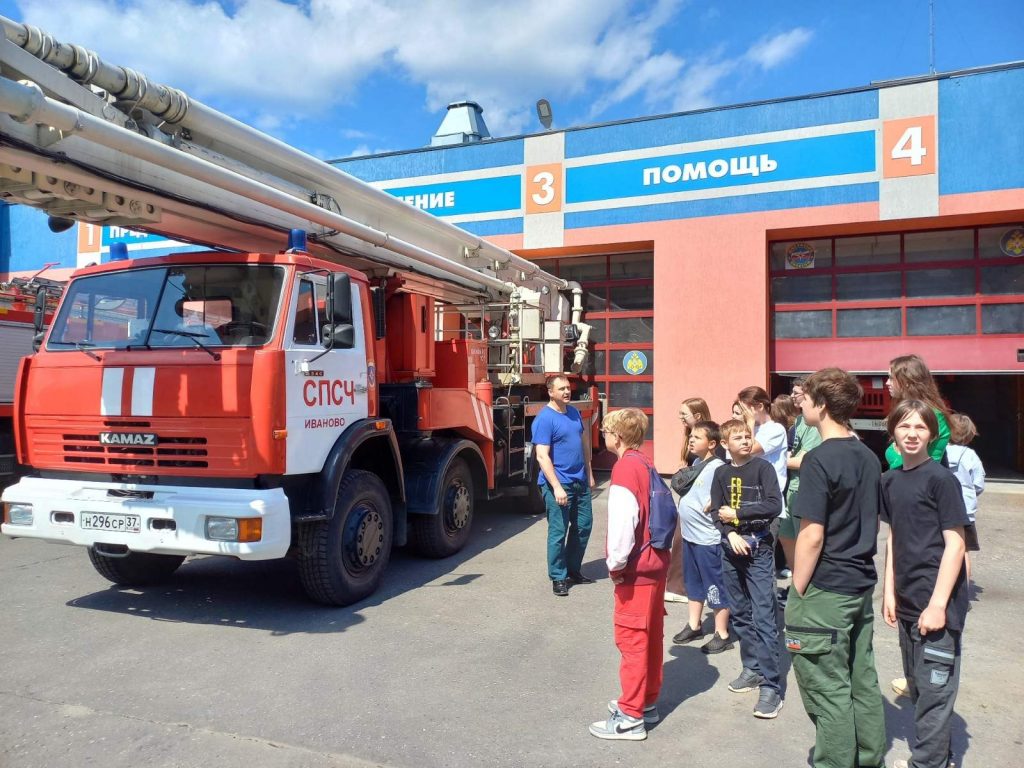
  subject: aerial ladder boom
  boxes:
[0,17,567,305]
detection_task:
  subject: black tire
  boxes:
[525,481,546,516]
[298,469,393,606]
[410,458,474,558]
[87,548,185,586]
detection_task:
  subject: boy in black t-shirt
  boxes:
[710,419,783,719]
[882,400,970,768]
[785,368,885,768]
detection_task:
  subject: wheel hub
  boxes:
[345,504,384,570]
[446,483,471,530]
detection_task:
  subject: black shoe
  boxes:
[672,624,704,644]
[701,632,735,654]
[552,579,570,596]
[568,571,595,584]
[776,587,788,607]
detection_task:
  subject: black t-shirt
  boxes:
[709,459,782,537]
[794,437,880,595]
[880,459,971,631]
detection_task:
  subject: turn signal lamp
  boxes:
[272,429,288,440]
[237,518,263,543]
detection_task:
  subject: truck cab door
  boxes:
[283,274,368,475]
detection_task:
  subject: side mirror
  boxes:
[32,330,45,352]
[328,273,352,325]
[320,273,354,350]
[322,323,354,349]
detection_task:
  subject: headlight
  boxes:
[5,503,34,526]
[205,516,238,541]
[205,516,262,543]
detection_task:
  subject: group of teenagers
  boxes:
[530,354,984,768]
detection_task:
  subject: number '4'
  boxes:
[891,126,927,166]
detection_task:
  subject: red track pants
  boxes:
[613,578,667,719]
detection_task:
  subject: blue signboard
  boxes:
[385,175,522,217]
[566,131,876,204]
[98,226,208,261]
[101,227,179,247]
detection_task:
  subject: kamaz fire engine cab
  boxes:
[0,18,598,605]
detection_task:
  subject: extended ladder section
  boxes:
[0,17,567,306]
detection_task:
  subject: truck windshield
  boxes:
[47,264,285,351]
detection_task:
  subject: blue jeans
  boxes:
[543,481,593,581]
[721,535,781,692]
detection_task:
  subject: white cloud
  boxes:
[670,57,738,112]
[16,0,692,135]
[665,28,814,113]
[13,0,812,138]
[746,28,814,70]
[346,143,395,158]
[16,0,396,118]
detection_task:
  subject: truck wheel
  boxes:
[410,458,474,558]
[87,548,185,586]
[525,482,547,516]
[298,469,393,606]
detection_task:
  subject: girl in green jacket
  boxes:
[883,354,951,470]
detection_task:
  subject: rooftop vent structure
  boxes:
[430,101,491,147]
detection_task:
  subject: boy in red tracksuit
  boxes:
[589,408,671,741]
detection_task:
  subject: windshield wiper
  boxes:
[151,328,222,360]
[48,340,101,360]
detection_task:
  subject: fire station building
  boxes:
[333,64,1024,476]
[2,64,1023,476]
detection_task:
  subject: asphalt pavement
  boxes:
[1,480,1021,768]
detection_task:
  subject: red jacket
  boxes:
[607,450,671,586]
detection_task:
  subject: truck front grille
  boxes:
[63,432,209,468]
[26,416,255,476]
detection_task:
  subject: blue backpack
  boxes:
[639,457,678,552]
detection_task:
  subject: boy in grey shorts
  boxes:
[671,421,731,654]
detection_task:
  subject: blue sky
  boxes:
[1,0,1022,161]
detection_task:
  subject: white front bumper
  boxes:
[1,476,291,560]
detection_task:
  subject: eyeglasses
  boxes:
[600,429,619,439]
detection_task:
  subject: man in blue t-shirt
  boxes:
[531,375,595,597]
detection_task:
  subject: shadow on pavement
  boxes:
[649,644,720,727]
[64,496,542,635]
[579,556,610,581]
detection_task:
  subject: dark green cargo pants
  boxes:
[785,584,886,768]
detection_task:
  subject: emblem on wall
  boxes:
[785,242,816,270]
[1000,227,1024,258]
[623,350,648,375]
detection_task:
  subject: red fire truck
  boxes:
[0,17,599,605]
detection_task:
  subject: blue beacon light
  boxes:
[287,229,308,252]
[110,242,129,261]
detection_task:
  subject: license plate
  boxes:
[80,512,141,533]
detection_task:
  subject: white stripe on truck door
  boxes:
[101,368,123,416]
[131,367,155,416]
